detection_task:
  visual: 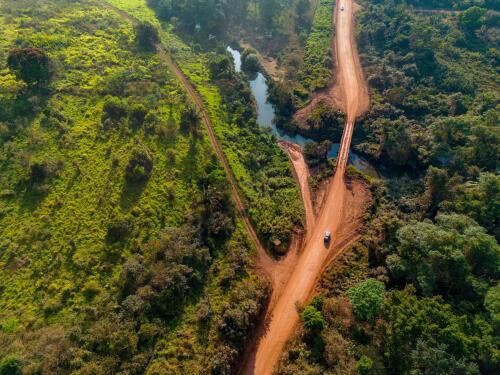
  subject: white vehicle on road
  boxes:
[324,231,331,244]
[341,5,345,11]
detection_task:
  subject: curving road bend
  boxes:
[242,1,368,373]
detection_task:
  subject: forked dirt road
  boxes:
[242,1,369,373]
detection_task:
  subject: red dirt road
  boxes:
[242,1,369,373]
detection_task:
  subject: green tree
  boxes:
[300,305,324,331]
[304,140,332,167]
[348,279,385,322]
[459,7,487,32]
[357,355,373,375]
[387,214,499,296]
[125,146,153,183]
[0,356,21,375]
[382,290,485,374]
[135,21,160,51]
[180,104,199,135]
[102,95,128,122]
[129,103,148,129]
[451,173,500,240]
[259,0,282,29]
[410,339,480,375]
[7,48,51,87]
[484,284,499,329]
[241,53,259,72]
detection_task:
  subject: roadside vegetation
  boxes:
[298,0,335,93]
[277,1,499,374]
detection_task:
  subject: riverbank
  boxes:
[226,45,378,178]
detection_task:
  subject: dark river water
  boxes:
[226,46,378,177]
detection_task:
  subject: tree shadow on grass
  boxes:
[19,183,49,212]
[179,137,200,182]
[120,180,148,210]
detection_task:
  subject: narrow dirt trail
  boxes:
[101,1,275,272]
[242,1,369,373]
[155,49,274,272]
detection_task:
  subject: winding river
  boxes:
[226,46,378,177]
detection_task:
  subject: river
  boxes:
[227,46,378,178]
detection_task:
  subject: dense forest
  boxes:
[0,0,498,374]
[277,0,500,374]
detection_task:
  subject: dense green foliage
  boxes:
[148,0,292,36]
[355,1,499,173]
[105,0,304,252]
[277,1,499,374]
[298,0,335,92]
[348,278,385,322]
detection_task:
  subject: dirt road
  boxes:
[242,1,369,373]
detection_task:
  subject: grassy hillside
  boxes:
[0,0,277,373]
[105,0,304,253]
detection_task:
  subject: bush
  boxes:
[125,147,153,183]
[107,217,131,243]
[135,21,160,51]
[102,96,127,123]
[0,356,21,375]
[300,305,324,331]
[179,105,199,135]
[129,104,148,129]
[459,6,487,32]
[304,140,332,167]
[357,355,373,375]
[348,279,385,322]
[241,52,259,72]
[30,161,50,184]
[7,48,51,87]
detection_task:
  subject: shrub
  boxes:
[179,105,199,135]
[348,279,385,322]
[83,280,101,300]
[300,305,324,331]
[459,6,487,32]
[135,21,160,51]
[304,140,332,167]
[209,54,235,80]
[107,217,131,243]
[102,96,127,123]
[125,147,153,183]
[7,48,51,86]
[129,104,148,129]
[357,355,373,375]
[30,161,50,184]
[241,52,259,72]
[0,356,21,375]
